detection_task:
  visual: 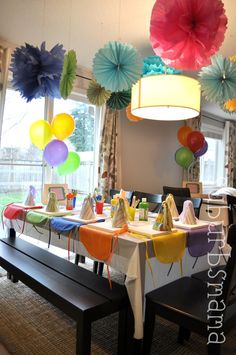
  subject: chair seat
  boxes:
[146,277,208,333]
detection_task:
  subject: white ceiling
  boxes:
[0,0,236,119]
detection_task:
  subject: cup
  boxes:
[96,201,104,214]
[128,206,136,221]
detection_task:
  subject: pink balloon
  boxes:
[43,140,68,167]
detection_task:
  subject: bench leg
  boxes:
[76,318,91,355]
[11,274,19,283]
[93,261,98,273]
[98,262,104,276]
[7,272,12,280]
[8,228,16,239]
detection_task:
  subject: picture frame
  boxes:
[42,184,68,205]
[182,181,203,197]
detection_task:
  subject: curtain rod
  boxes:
[76,74,92,81]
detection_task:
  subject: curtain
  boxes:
[185,115,202,182]
[224,121,236,187]
[98,108,119,198]
[0,45,11,144]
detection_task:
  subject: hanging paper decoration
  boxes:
[93,41,142,92]
[126,104,143,122]
[142,56,182,76]
[87,79,111,106]
[222,98,236,114]
[106,90,131,110]
[10,42,65,101]
[150,0,227,71]
[60,50,77,99]
[199,55,236,104]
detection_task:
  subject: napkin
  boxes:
[179,200,197,225]
[112,198,127,228]
[153,201,173,231]
[24,185,36,206]
[79,194,96,220]
[165,193,179,219]
[46,191,59,212]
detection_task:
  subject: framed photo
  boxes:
[182,181,203,197]
[42,184,68,205]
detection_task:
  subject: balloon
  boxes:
[51,113,75,140]
[43,140,68,167]
[194,140,208,158]
[187,131,205,153]
[57,152,81,175]
[175,147,194,169]
[177,126,192,146]
[29,120,52,150]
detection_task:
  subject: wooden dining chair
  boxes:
[108,189,133,204]
[132,191,163,212]
[226,195,236,225]
[143,223,236,355]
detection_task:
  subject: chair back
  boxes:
[162,195,202,217]
[222,224,236,307]
[132,191,162,212]
[163,186,191,197]
[109,189,133,204]
[226,195,236,225]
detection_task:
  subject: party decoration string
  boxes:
[10,42,65,101]
[93,41,142,92]
[150,0,227,71]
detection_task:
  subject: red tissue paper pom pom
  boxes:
[150,0,227,71]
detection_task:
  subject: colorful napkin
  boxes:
[179,200,197,225]
[112,198,128,228]
[79,194,96,220]
[153,201,173,231]
[165,193,179,219]
[46,191,59,212]
[26,211,49,226]
[152,229,187,264]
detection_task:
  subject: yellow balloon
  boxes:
[29,120,53,150]
[51,113,75,140]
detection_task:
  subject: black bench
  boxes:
[0,233,133,355]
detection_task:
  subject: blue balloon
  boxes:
[194,140,208,158]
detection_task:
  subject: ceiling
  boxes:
[0,0,236,120]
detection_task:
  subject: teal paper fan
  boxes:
[142,56,182,76]
[60,50,77,99]
[106,90,131,110]
[199,54,236,104]
[93,41,142,92]
[87,79,111,106]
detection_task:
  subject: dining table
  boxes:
[2,203,225,340]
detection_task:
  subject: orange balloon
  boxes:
[126,104,143,122]
[177,126,192,146]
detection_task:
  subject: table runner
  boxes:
[186,225,216,257]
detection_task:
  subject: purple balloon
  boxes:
[194,140,208,158]
[43,140,68,167]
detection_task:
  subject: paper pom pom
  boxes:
[126,104,143,122]
[93,41,142,92]
[106,90,131,110]
[10,42,65,101]
[222,99,236,114]
[150,0,227,71]
[60,50,77,99]
[87,79,111,106]
[199,55,236,104]
[142,56,182,76]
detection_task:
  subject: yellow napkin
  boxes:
[165,193,179,219]
[46,191,59,212]
[152,229,187,264]
[153,201,173,231]
[112,198,128,228]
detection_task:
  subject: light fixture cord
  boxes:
[118,0,121,41]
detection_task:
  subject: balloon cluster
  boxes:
[175,126,208,169]
[29,113,80,175]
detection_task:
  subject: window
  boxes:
[0,87,102,210]
[0,87,45,209]
[200,121,225,193]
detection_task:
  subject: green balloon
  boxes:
[57,151,80,175]
[175,147,194,169]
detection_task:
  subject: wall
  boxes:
[118,110,183,194]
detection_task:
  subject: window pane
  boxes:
[0,88,44,210]
[53,97,97,194]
